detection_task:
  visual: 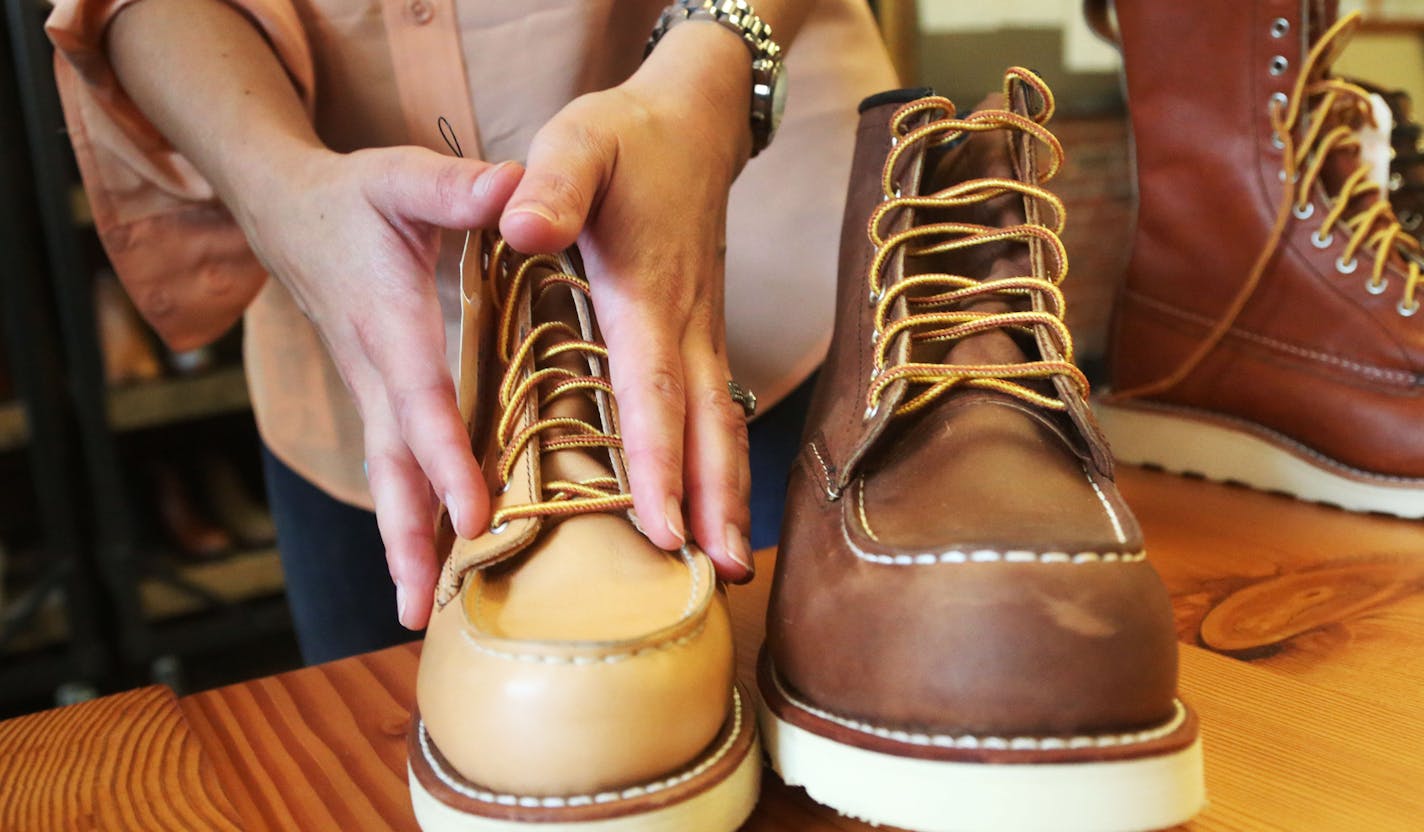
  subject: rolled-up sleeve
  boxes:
[46,0,315,349]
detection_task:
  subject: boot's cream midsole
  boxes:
[409,687,759,832]
[759,695,1204,832]
[1094,399,1424,519]
[408,745,759,832]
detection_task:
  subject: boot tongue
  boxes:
[525,268,617,488]
[909,93,1034,370]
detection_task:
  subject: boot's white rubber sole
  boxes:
[759,662,1204,832]
[408,687,759,832]
[1095,399,1424,519]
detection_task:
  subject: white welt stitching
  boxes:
[1083,465,1128,545]
[844,484,1143,565]
[773,671,1186,751]
[460,619,707,665]
[421,687,745,806]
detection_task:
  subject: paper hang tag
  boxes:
[1362,92,1395,196]
[455,229,484,436]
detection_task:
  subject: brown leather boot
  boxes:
[408,235,759,831]
[1091,1,1424,517]
[759,70,1203,832]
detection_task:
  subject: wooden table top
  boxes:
[4,467,1424,831]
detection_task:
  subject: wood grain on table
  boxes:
[3,466,1423,830]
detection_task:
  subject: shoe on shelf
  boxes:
[198,452,276,549]
[94,271,163,387]
[1091,0,1424,517]
[150,460,233,562]
[758,70,1204,832]
[408,234,759,832]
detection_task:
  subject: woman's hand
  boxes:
[232,145,524,628]
[499,21,758,582]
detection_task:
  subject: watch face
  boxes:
[769,62,788,136]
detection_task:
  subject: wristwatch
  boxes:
[646,0,788,157]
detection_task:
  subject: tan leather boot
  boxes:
[408,236,759,831]
[1090,0,1424,517]
[758,70,1203,832]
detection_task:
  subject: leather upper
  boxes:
[767,80,1181,740]
[417,245,734,797]
[1107,0,1424,478]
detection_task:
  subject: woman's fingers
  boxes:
[595,289,691,553]
[363,148,524,231]
[682,332,754,583]
[500,110,615,254]
[358,378,442,630]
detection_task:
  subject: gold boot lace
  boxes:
[1113,11,1423,401]
[485,239,634,528]
[866,68,1089,419]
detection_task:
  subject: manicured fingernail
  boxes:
[473,160,513,198]
[506,203,558,225]
[724,523,754,575]
[665,496,687,547]
[396,583,410,628]
[446,493,461,535]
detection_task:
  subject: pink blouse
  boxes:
[46,0,896,508]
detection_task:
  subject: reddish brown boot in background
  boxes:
[1091,0,1424,517]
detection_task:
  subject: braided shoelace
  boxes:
[865,68,1088,420]
[486,239,633,528]
[1114,12,1422,400]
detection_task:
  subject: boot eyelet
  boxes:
[863,403,880,421]
[497,481,511,496]
[1391,172,1404,192]
[490,521,509,535]
[870,329,881,345]
[869,288,882,304]
[1310,229,1333,249]
[1269,92,1288,112]
[1366,277,1389,296]
[1269,56,1289,76]
[1270,132,1286,151]
[1336,256,1358,275]
[1270,18,1290,38]
[1399,298,1421,317]
[1402,211,1423,231]
[1292,202,1315,220]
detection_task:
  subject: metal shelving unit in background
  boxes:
[0,10,107,705]
[3,0,291,695]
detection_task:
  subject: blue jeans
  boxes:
[263,372,816,665]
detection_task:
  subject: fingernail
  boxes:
[473,160,512,198]
[665,496,687,547]
[446,493,461,535]
[724,523,754,576]
[505,203,558,225]
[396,583,410,628]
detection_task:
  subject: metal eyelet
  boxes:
[1402,211,1423,232]
[1391,172,1404,192]
[1310,229,1333,249]
[1271,132,1287,151]
[1399,298,1421,317]
[868,287,882,304]
[870,329,881,345]
[1292,202,1315,220]
[1277,169,1300,183]
[863,403,880,421]
[1336,256,1358,275]
[1269,92,1288,111]
[1270,18,1290,38]
[1270,56,1289,76]
[490,521,508,535]
[497,481,511,496]
[1366,276,1389,296]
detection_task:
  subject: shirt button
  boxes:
[406,0,433,24]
